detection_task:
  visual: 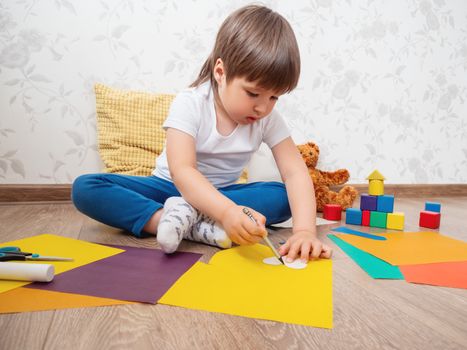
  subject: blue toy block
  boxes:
[376,195,394,213]
[345,208,362,225]
[425,201,441,213]
[360,193,378,211]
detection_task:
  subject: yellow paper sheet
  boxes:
[0,234,124,293]
[335,231,467,265]
[0,287,133,314]
[159,244,333,328]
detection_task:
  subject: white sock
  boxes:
[187,215,232,249]
[157,197,199,253]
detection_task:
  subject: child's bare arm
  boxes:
[166,128,265,244]
[271,137,332,261]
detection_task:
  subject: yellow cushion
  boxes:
[94,83,249,182]
[237,170,248,184]
[94,83,175,176]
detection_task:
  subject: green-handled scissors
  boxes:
[0,246,73,262]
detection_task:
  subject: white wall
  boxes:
[1,0,466,184]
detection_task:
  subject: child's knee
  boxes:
[71,174,100,209]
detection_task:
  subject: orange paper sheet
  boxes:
[400,261,467,289]
[0,287,133,314]
[335,231,467,265]
[0,234,124,294]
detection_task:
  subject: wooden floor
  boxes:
[0,197,466,350]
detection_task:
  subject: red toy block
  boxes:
[362,210,370,226]
[323,204,342,221]
[419,211,440,229]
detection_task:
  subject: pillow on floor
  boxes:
[246,142,282,183]
[94,83,175,176]
[94,83,249,182]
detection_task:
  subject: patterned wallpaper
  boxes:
[1,0,466,184]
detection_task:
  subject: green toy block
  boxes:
[370,211,387,228]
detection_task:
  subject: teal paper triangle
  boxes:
[328,234,403,279]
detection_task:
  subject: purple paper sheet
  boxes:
[26,245,201,304]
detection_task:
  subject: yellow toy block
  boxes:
[367,170,385,180]
[387,212,405,230]
[367,170,385,195]
[368,180,384,195]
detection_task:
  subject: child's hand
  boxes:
[221,205,267,245]
[278,231,332,263]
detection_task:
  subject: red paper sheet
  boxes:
[400,261,467,289]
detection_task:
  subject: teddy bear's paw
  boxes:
[337,186,359,209]
[318,169,350,186]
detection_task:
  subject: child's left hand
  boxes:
[278,230,332,263]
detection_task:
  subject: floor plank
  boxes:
[0,197,466,349]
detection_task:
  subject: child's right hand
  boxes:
[220,205,267,245]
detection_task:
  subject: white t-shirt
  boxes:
[152,81,290,188]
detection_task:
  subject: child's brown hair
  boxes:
[191,5,300,94]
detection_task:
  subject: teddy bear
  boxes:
[297,141,358,212]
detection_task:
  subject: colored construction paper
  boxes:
[0,234,124,294]
[332,226,387,240]
[400,261,467,289]
[159,244,333,328]
[328,235,403,279]
[26,244,201,304]
[272,216,338,228]
[0,287,132,314]
[335,231,467,265]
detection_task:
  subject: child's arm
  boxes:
[271,137,333,262]
[165,128,266,245]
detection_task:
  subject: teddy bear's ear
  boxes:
[307,141,319,153]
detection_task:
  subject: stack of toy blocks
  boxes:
[345,170,405,230]
[419,201,441,229]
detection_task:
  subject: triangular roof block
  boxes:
[366,169,385,180]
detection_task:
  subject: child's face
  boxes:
[214,61,282,125]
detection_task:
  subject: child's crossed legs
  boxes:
[72,174,290,252]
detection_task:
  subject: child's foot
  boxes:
[187,215,232,249]
[157,197,199,253]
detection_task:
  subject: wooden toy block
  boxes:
[387,212,404,230]
[370,211,387,228]
[323,204,342,221]
[376,195,394,213]
[425,202,441,213]
[360,194,378,211]
[419,211,440,229]
[345,208,362,225]
[367,170,385,181]
[367,170,385,196]
[362,210,370,226]
[368,180,384,196]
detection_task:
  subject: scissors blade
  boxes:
[26,255,74,262]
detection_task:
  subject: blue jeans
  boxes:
[72,174,291,237]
